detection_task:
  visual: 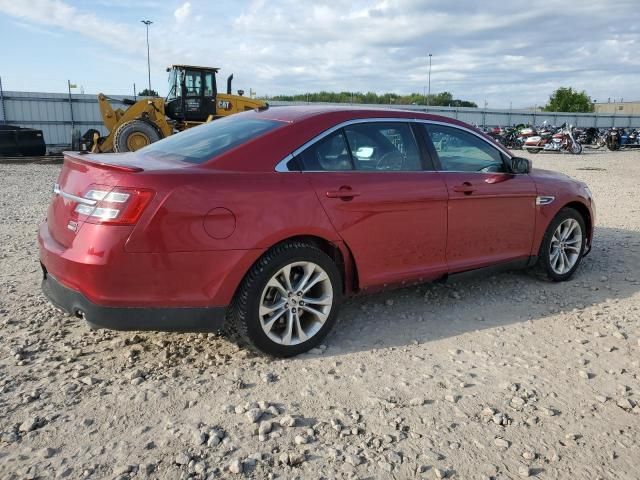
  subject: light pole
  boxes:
[141,20,153,93]
[427,53,432,107]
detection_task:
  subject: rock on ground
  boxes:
[0,151,639,479]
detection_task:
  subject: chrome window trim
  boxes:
[274,118,414,172]
[434,170,513,175]
[273,117,514,173]
[275,154,295,172]
[294,169,441,174]
[53,184,97,206]
[414,119,513,158]
[418,120,519,175]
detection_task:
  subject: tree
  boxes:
[269,90,477,107]
[138,88,159,97]
[544,87,593,113]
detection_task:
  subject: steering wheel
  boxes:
[376,150,403,170]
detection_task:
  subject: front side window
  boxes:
[204,73,215,97]
[423,124,506,173]
[296,130,353,171]
[344,122,422,171]
[138,116,284,164]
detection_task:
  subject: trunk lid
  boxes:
[47,153,137,247]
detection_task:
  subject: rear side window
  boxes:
[138,116,283,164]
[296,130,353,171]
[344,123,421,171]
[295,122,422,172]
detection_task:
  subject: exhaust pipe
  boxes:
[227,74,233,95]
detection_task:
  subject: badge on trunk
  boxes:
[67,220,78,232]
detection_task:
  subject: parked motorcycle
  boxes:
[491,124,536,150]
[524,123,582,154]
[605,128,621,151]
[500,127,524,149]
[620,128,640,149]
[575,127,606,149]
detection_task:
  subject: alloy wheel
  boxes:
[549,218,583,275]
[259,261,333,346]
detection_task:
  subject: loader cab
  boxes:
[165,65,218,123]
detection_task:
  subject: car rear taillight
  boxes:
[73,186,154,225]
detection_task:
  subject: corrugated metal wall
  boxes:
[269,102,640,131]
[0,91,135,150]
[1,91,639,151]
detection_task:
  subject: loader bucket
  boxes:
[0,125,46,156]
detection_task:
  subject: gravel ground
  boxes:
[1,148,639,480]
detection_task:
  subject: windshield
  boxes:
[137,115,284,164]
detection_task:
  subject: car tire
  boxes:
[536,207,586,282]
[228,241,342,357]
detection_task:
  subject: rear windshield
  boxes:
[138,115,284,164]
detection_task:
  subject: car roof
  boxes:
[254,105,449,123]
[209,105,513,172]
[252,106,510,148]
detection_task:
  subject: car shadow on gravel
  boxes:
[313,226,640,357]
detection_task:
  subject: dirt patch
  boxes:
[1,149,639,479]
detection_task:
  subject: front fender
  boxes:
[531,194,594,256]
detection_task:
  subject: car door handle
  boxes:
[326,187,361,199]
[452,182,476,194]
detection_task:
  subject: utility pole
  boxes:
[133,82,137,101]
[141,20,153,93]
[427,53,432,107]
[67,80,76,131]
[67,80,78,148]
[0,76,6,125]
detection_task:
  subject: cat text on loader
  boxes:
[83,65,267,153]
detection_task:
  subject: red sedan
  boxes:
[39,107,595,356]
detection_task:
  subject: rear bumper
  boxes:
[42,269,226,332]
[38,221,263,308]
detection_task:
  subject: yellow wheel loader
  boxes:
[83,65,266,153]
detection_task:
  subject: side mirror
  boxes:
[510,156,531,174]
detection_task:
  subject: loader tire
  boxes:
[113,120,161,152]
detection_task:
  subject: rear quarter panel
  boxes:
[124,171,340,253]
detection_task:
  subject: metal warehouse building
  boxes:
[2,89,640,153]
[594,101,640,115]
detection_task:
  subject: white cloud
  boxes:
[0,0,129,49]
[174,2,192,24]
[0,0,638,106]
[0,0,182,75]
[11,20,62,37]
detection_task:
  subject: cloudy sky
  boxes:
[0,0,638,107]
